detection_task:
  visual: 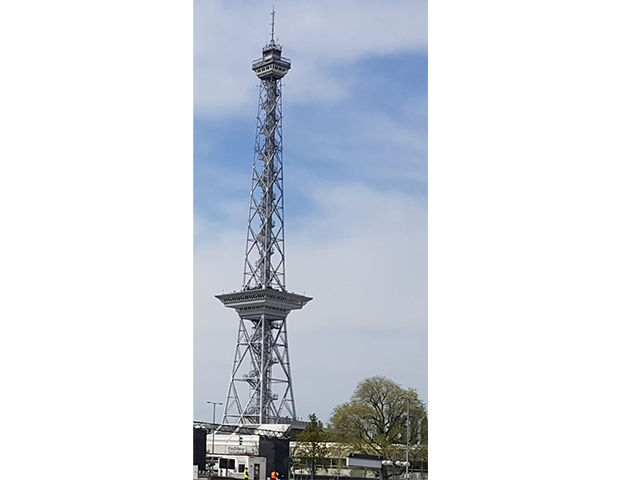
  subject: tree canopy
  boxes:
[294,413,329,480]
[328,376,427,457]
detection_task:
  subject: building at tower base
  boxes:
[204,426,295,480]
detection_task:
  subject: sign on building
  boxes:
[228,445,258,455]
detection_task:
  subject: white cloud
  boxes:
[194,0,427,117]
[287,183,427,329]
[195,182,426,329]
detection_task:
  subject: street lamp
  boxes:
[206,401,223,456]
[381,458,410,480]
[381,460,393,480]
[406,399,410,479]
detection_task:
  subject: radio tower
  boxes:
[216,9,312,425]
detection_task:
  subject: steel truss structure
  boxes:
[216,17,312,426]
[244,74,286,291]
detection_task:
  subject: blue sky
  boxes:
[194,0,428,425]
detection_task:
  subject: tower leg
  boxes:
[223,313,297,424]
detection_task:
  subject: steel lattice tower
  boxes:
[216,12,312,425]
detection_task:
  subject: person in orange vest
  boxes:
[271,471,278,480]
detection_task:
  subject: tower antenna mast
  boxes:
[216,11,311,426]
[270,6,276,42]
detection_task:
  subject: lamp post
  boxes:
[406,399,410,479]
[396,462,410,480]
[207,401,223,455]
[381,459,393,480]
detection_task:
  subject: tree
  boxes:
[293,413,329,480]
[329,376,427,459]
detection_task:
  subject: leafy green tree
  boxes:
[409,443,428,478]
[329,376,427,459]
[293,413,329,480]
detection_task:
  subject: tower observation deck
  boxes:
[216,12,312,426]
